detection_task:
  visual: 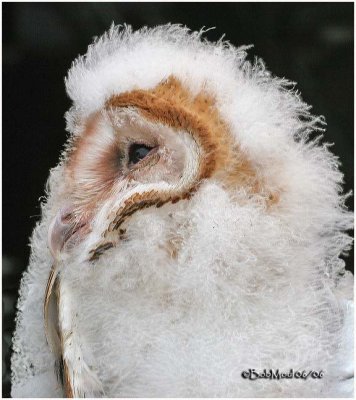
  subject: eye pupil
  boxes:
[128,143,153,165]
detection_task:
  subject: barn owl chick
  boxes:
[11,24,353,397]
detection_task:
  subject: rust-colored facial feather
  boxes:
[106,76,230,182]
[105,76,278,199]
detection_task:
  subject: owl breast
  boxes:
[59,180,339,397]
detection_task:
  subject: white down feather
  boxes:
[11,24,353,397]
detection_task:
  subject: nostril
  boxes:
[61,211,73,224]
[59,205,75,223]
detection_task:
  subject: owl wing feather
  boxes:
[43,264,61,359]
[44,264,74,397]
[44,264,104,397]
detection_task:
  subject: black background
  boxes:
[2,2,354,397]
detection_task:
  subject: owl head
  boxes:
[12,24,353,398]
[47,24,351,268]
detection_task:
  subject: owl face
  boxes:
[49,76,270,263]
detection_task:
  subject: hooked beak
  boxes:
[47,206,89,260]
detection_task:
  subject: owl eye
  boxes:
[128,143,154,166]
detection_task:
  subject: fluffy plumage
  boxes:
[11,24,353,397]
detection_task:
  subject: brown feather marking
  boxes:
[89,241,115,262]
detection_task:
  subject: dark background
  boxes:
[2,2,354,397]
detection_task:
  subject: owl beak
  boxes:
[47,206,87,260]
